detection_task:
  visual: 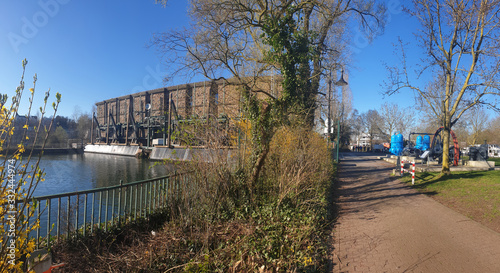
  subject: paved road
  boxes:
[331,153,500,273]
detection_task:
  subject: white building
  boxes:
[463,144,500,158]
[350,133,372,147]
[488,145,500,158]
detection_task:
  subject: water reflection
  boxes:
[33,153,174,197]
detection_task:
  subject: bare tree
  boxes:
[153,0,384,109]
[379,102,416,142]
[466,106,490,145]
[349,109,363,146]
[76,113,92,142]
[385,0,500,174]
[155,0,168,6]
[152,0,385,184]
[71,106,82,123]
[360,109,384,149]
[488,114,500,145]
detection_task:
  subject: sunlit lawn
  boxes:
[463,156,500,166]
[490,157,500,166]
[402,170,500,232]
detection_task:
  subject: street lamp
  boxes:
[327,68,348,152]
[336,68,348,87]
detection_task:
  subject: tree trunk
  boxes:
[245,96,273,194]
[250,144,270,189]
[441,127,451,175]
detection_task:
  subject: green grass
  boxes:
[490,157,500,166]
[463,156,500,166]
[402,171,500,229]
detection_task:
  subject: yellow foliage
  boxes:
[266,126,332,206]
[230,117,253,159]
[0,59,60,272]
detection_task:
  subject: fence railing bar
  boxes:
[36,201,40,248]
[47,199,51,247]
[149,181,156,210]
[134,184,138,221]
[75,194,79,236]
[66,196,70,238]
[122,185,127,223]
[23,173,188,250]
[128,186,131,218]
[57,197,61,239]
[28,175,179,201]
[83,193,88,237]
[111,189,115,227]
[157,180,161,208]
[117,188,121,224]
[91,193,95,234]
[140,184,143,219]
[105,190,109,232]
[98,191,103,228]
[148,182,152,215]
[156,180,160,208]
[161,178,165,207]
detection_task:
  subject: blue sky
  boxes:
[0,0,423,118]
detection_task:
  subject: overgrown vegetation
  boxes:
[402,171,500,233]
[51,125,336,272]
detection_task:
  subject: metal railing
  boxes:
[20,173,186,249]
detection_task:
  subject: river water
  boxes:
[32,153,175,197]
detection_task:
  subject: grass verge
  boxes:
[401,171,500,233]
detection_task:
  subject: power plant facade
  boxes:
[93,78,280,147]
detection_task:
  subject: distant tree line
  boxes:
[342,103,500,149]
[11,111,92,149]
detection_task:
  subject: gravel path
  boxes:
[331,153,500,273]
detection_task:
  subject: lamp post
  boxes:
[327,68,348,161]
[335,69,348,161]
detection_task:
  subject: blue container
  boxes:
[390,133,396,154]
[415,135,423,150]
[422,135,431,151]
[397,133,404,155]
[391,133,403,155]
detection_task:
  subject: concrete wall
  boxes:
[84,144,139,157]
[466,160,496,169]
[150,147,233,163]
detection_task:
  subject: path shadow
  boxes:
[339,166,396,176]
[329,153,438,270]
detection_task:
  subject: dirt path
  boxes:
[331,153,500,273]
